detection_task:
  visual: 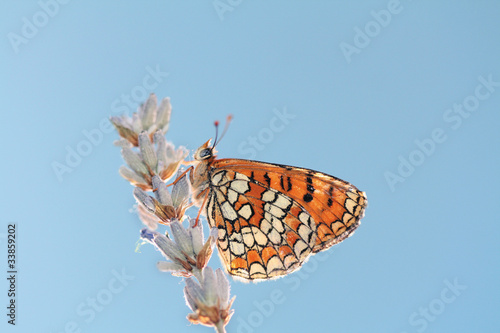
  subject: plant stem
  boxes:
[214,321,226,333]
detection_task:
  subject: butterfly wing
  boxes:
[206,159,367,280]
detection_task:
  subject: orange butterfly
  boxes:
[186,117,367,281]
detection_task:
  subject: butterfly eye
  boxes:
[199,148,212,159]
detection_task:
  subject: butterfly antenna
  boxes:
[212,120,220,148]
[213,114,233,148]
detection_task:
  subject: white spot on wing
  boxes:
[260,218,272,234]
[235,173,250,181]
[266,256,285,275]
[283,255,298,269]
[218,228,227,241]
[230,180,250,194]
[251,226,268,246]
[211,171,225,185]
[294,239,310,260]
[227,189,238,204]
[229,232,242,242]
[265,204,286,218]
[346,191,357,201]
[249,263,266,278]
[219,238,229,250]
[297,224,312,243]
[229,232,245,256]
[262,190,276,203]
[230,241,245,256]
[241,227,255,248]
[298,212,310,224]
[238,204,252,220]
[345,198,356,214]
[274,194,291,209]
[268,228,282,245]
[218,228,229,250]
[270,216,285,233]
[221,201,238,220]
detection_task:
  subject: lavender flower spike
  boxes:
[184,267,235,332]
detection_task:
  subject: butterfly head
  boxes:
[194,139,217,161]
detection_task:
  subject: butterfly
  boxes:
[186,118,367,281]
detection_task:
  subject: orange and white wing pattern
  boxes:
[205,159,367,280]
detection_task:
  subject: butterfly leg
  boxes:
[181,160,197,166]
[193,188,210,227]
[166,166,194,187]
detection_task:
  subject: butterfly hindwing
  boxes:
[205,159,367,280]
[206,169,316,279]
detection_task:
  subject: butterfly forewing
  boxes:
[204,159,367,280]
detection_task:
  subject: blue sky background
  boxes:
[1,1,499,332]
